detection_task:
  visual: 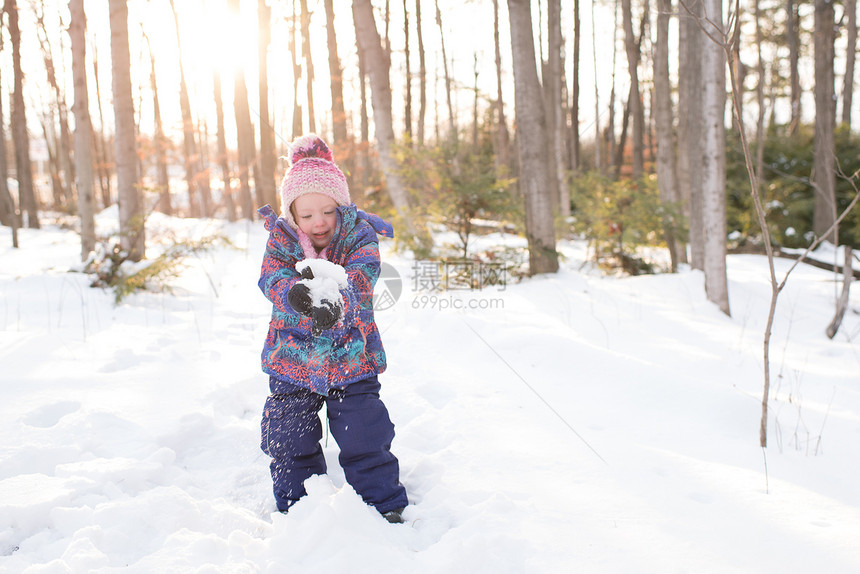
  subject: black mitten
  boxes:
[311,299,343,334]
[287,283,313,316]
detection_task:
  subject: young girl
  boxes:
[257,134,408,523]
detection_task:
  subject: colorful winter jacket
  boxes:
[257,203,394,395]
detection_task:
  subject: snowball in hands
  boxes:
[293,260,347,332]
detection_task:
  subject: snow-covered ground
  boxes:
[2,212,859,573]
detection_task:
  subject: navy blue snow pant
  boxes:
[261,375,408,514]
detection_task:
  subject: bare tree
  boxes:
[168,0,206,217]
[679,1,703,268]
[621,0,646,178]
[5,0,39,228]
[753,0,766,186]
[843,0,857,127]
[353,0,420,241]
[416,0,427,146]
[258,0,277,210]
[69,0,95,260]
[700,0,730,315]
[141,29,171,215]
[547,0,567,216]
[290,0,303,136]
[300,0,316,133]
[324,0,348,151]
[213,70,236,222]
[90,36,112,209]
[434,0,456,139]
[35,1,74,209]
[571,0,581,172]
[786,0,801,134]
[813,0,837,243]
[654,0,680,271]
[0,29,20,247]
[403,0,413,139]
[109,0,144,260]
[507,0,559,274]
[492,0,511,171]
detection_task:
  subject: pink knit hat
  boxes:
[279,134,350,231]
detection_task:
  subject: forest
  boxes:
[1,0,859,316]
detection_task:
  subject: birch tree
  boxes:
[109,0,144,260]
[700,0,730,315]
[507,0,558,274]
[69,0,95,260]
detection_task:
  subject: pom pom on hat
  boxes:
[280,134,350,230]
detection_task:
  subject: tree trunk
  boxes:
[679,1,703,268]
[787,0,801,135]
[141,31,171,216]
[621,0,645,178]
[324,0,348,151]
[507,0,559,274]
[654,0,679,272]
[826,246,854,339]
[843,0,857,127]
[701,0,730,316]
[168,0,203,217]
[416,0,427,146]
[109,0,144,260]
[35,3,75,210]
[813,0,837,243]
[571,0,581,172]
[290,0,303,137]
[357,39,370,190]
[352,0,415,225]
[69,0,96,260]
[213,70,236,222]
[591,0,601,171]
[403,0,413,139]
[6,0,39,228]
[493,0,511,172]
[754,0,766,187]
[91,45,112,209]
[258,0,277,210]
[435,0,456,140]
[300,0,317,133]
[547,0,567,216]
[0,40,20,247]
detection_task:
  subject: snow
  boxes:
[2,213,860,573]
[296,259,348,308]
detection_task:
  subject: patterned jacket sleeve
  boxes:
[257,207,304,317]
[337,225,382,328]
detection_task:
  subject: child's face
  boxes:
[291,193,339,249]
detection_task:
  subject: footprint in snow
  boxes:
[22,400,81,428]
